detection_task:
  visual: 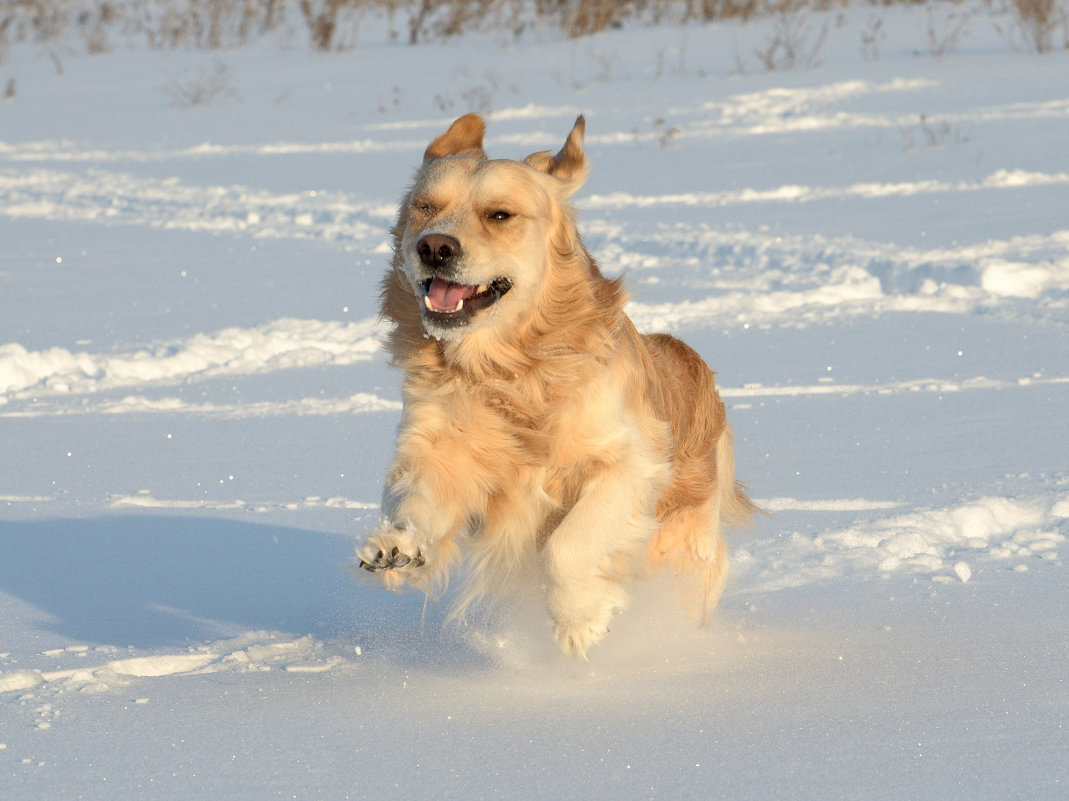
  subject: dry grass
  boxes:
[750,10,829,70]
[1009,0,1068,52]
[1,0,1066,56]
[163,59,233,104]
[0,0,286,55]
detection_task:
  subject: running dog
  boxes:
[357,114,754,657]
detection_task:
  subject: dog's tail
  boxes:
[716,424,760,529]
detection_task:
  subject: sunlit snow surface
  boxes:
[1,5,1068,799]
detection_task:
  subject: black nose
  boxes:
[416,234,461,273]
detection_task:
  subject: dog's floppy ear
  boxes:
[524,115,589,196]
[423,113,486,164]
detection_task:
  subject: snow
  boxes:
[2,4,1069,799]
[0,318,386,397]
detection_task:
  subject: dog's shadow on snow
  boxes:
[0,514,489,667]
[0,514,747,673]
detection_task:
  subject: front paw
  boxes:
[355,525,432,591]
[358,544,426,572]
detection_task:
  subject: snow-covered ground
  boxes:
[2,5,1068,798]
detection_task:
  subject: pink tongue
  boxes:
[427,277,476,310]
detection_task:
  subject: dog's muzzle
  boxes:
[415,234,512,326]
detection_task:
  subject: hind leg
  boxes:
[648,498,729,624]
[649,423,753,622]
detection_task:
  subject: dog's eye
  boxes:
[413,201,436,217]
[487,210,512,221]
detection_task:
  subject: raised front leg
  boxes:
[355,446,468,594]
[355,392,504,592]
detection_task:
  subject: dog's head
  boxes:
[386,114,590,347]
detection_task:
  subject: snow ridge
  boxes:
[0,169,393,245]
[0,633,356,698]
[736,495,1068,593]
[0,317,386,401]
[583,169,1069,211]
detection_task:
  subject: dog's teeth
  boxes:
[423,293,464,313]
[476,284,488,294]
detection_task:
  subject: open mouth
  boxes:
[419,276,512,326]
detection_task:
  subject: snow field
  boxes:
[1,4,1068,799]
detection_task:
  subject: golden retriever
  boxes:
[357,114,755,657]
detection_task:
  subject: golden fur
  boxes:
[356,114,755,657]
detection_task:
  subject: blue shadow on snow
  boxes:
[0,514,387,649]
